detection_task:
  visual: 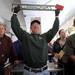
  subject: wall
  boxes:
[0,0,26,42]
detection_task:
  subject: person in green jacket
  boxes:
[11,5,60,75]
[62,19,75,75]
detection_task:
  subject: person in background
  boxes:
[11,5,60,75]
[0,17,18,75]
[13,40,23,61]
[62,19,75,75]
[53,29,66,54]
[53,29,67,75]
[12,40,24,75]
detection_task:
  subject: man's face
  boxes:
[30,22,41,34]
[0,24,6,36]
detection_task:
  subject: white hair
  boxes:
[0,17,5,25]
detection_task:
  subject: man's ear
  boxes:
[3,24,6,30]
[4,27,6,33]
[5,27,6,31]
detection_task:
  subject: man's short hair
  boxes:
[0,23,6,30]
[0,17,6,27]
[30,20,40,27]
[0,22,6,26]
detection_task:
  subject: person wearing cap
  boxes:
[11,5,60,75]
[62,19,75,75]
[0,17,18,75]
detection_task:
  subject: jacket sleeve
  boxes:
[53,41,58,52]
[63,38,74,56]
[11,14,29,41]
[62,37,73,63]
[42,17,59,43]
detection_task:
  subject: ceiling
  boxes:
[21,0,75,33]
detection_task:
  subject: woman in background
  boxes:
[53,29,67,75]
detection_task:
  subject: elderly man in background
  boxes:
[0,17,18,75]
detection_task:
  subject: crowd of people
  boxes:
[0,5,75,75]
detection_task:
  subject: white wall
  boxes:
[0,0,26,29]
[0,0,26,42]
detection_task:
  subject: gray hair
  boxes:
[0,23,6,30]
[0,17,5,25]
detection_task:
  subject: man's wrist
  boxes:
[13,13,17,15]
[55,16,59,18]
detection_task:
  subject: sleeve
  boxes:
[9,39,18,63]
[42,17,59,43]
[62,37,74,63]
[11,14,29,41]
[53,41,58,53]
[63,38,74,56]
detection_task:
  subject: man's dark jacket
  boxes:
[11,14,59,68]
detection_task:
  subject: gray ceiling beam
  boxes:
[12,4,56,11]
